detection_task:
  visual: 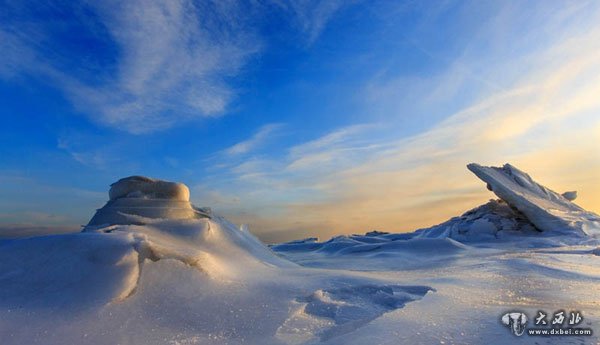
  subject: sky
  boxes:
[1,0,599,242]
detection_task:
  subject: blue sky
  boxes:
[1,0,600,242]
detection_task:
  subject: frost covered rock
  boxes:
[467,163,600,237]
[87,176,208,227]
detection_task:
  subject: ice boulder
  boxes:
[87,176,208,227]
[467,163,600,237]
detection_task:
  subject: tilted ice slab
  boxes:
[467,163,600,237]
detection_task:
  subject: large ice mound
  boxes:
[0,176,293,312]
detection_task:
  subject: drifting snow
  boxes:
[272,235,471,270]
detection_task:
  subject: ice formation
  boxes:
[88,175,210,226]
[467,163,600,237]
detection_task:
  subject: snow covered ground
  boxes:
[1,165,599,344]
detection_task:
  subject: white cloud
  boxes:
[0,1,347,134]
[57,136,109,169]
[0,0,258,133]
[68,0,260,133]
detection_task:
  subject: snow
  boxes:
[2,167,600,344]
[295,285,432,341]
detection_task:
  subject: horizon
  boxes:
[1,1,600,242]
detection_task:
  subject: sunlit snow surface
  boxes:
[1,166,600,344]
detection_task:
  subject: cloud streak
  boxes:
[225,123,284,155]
[277,0,348,44]
[69,0,261,133]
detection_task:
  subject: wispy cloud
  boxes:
[277,0,349,44]
[225,123,284,155]
[57,136,109,170]
[1,1,258,133]
[55,130,140,171]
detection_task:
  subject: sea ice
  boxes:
[2,167,600,345]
